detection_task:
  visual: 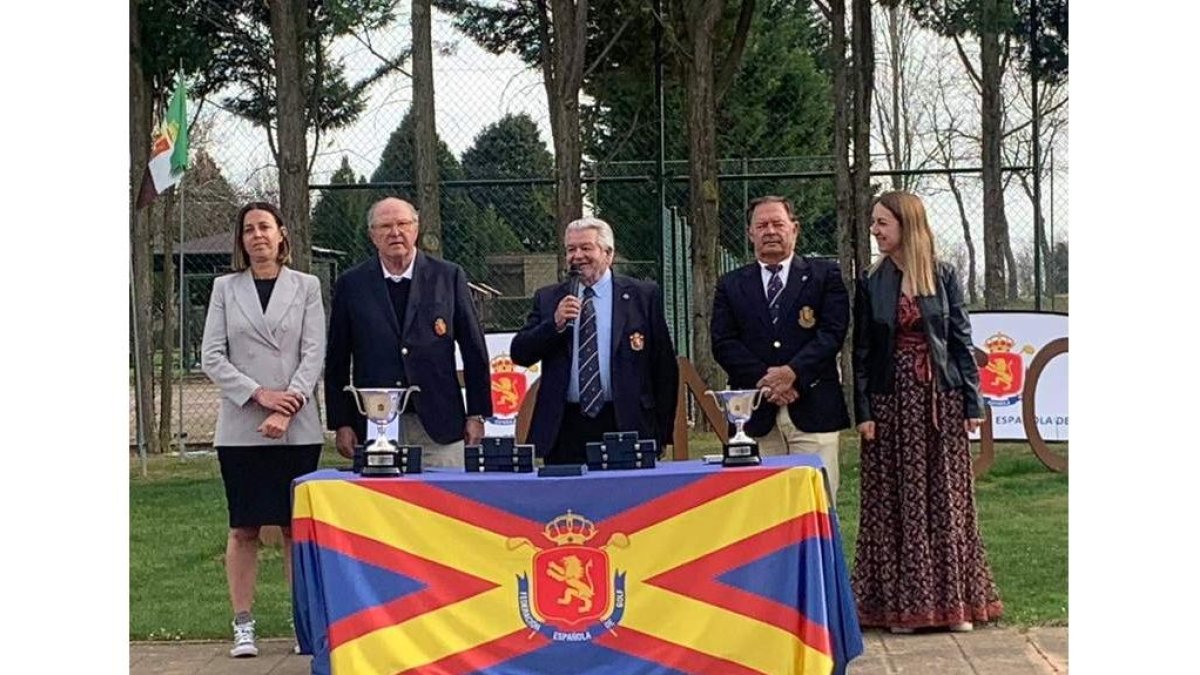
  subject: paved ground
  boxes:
[129,626,1067,674]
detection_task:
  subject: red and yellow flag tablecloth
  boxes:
[292,455,863,674]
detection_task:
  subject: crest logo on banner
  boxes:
[511,511,628,641]
[489,355,528,424]
[978,332,1036,406]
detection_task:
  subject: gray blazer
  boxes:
[201,266,326,446]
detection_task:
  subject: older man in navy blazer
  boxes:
[511,217,679,464]
[711,196,851,498]
[325,197,492,467]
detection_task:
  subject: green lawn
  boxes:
[129,436,1066,639]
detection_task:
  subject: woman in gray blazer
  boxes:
[200,202,326,658]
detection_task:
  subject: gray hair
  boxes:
[366,198,420,229]
[564,216,615,253]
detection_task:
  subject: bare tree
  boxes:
[818,0,852,287]
[850,0,875,273]
[872,2,931,192]
[1003,70,1068,302]
[922,42,980,304]
[904,0,1015,307]
[665,0,756,395]
[1012,241,1035,297]
[978,0,1013,307]
[538,0,589,233]
[268,0,312,271]
[130,0,159,455]
[412,0,443,254]
[816,0,871,401]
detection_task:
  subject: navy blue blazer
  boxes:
[711,256,851,436]
[324,251,492,444]
[510,274,679,458]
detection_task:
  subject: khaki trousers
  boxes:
[754,407,841,501]
[400,412,465,469]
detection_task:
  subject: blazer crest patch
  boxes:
[798,306,816,329]
[629,332,645,351]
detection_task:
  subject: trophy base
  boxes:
[354,445,423,475]
[721,442,762,468]
[361,465,403,477]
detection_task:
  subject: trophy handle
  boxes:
[398,385,421,416]
[343,385,369,417]
[752,387,769,410]
[704,390,718,407]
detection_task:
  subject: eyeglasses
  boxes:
[372,220,416,232]
[752,220,792,231]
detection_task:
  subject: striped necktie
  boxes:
[766,264,784,324]
[577,286,604,418]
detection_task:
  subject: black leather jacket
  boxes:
[852,257,984,424]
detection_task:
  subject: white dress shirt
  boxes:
[758,254,795,297]
[380,256,415,282]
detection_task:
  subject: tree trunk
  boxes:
[828,0,855,406]
[1002,217,1018,300]
[543,0,587,241]
[130,0,159,455]
[886,5,904,190]
[412,0,443,257]
[269,0,311,271]
[158,193,176,453]
[550,104,584,237]
[1018,173,1051,294]
[850,0,874,273]
[980,0,1008,308]
[683,0,724,399]
[947,172,979,305]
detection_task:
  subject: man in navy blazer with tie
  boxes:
[711,196,851,498]
[511,217,679,464]
[324,197,492,467]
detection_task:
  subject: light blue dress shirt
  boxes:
[568,269,613,403]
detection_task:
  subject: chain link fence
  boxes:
[131,4,1067,450]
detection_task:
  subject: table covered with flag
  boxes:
[292,454,863,674]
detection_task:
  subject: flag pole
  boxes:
[177,157,186,456]
[173,70,192,458]
[131,238,149,477]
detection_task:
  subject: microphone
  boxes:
[568,263,582,298]
[568,265,583,333]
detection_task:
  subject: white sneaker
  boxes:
[230,620,259,658]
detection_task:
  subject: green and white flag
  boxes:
[137,78,189,208]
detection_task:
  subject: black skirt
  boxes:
[216,445,322,528]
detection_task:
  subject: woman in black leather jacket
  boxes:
[850,191,1003,634]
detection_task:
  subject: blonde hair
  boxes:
[869,191,937,296]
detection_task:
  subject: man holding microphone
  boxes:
[511,216,678,464]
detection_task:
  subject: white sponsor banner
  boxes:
[968,312,1068,442]
[455,332,542,438]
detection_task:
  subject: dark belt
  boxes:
[896,337,939,431]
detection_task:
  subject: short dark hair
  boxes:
[746,195,797,225]
[232,201,292,270]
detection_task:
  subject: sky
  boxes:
[202,8,552,188]
[194,4,1067,273]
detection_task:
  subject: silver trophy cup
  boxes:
[345,385,420,476]
[705,389,768,467]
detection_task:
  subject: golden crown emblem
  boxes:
[985,332,1015,353]
[492,355,516,373]
[544,510,597,545]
